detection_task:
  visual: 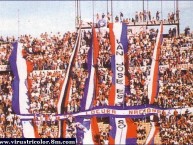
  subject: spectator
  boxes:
[115,16,119,22]
[0,72,22,138]
[66,30,91,113]
[156,11,160,21]
[159,110,193,144]
[94,29,112,107]
[120,12,123,22]
[135,11,139,22]
[185,27,190,36]
[148,11,151,21]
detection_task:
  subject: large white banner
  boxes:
[115,118,127,144]
[113,23,125,106]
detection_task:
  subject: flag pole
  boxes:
[111,0,113,23]
[92,0,94,26]
[18,9,20,41]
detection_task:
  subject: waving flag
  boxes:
[109,22,128,106]
[148,23,163,104]
[9,42,30,114]
[83,28,99,109]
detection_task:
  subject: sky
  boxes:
[0,1,193,37]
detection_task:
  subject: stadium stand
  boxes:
[0,11,192,143]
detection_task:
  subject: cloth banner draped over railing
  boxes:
[17,106,193,120]
[92,28,100,107]
[109,22,128,106]
[61,29,81,138]
[9,42,35,138]
[109,117,137,144]
[59,29,81,114]
[148,23,163,104]
[81,28,95,110]
[9,42,30,114]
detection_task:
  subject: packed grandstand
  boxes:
[0,9,193,145]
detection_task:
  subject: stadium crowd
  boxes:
[0,31,78,138]
[34,114,59,138]
[0,39,14,65]
[28,70,65,114]
[0,72,22,138]
[95,9,180,26]
[65,115,86,141]
[65,115,77,138]
[125,28,158,106]
[66,30,91,113]
[21,31,78,137]
[20,32,77,70]
[98,118,110,145]
[136,120,149,144]
[156,67,193,108]
[155,34,193,108]
[160,35,193,66]
[95,29,112,107]
[89,117,150,145]
[18,32,77,114]
[159,110,193,144]
[0,12,193,141]
[112,10,179,24]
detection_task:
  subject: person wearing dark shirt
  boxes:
[156,11,160,21]
[120,12,123,22]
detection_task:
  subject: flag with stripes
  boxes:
[83,28,99,109]
[109,22,128,106]
[9,42,31,114]
[82,117,100,145]
[109,117,137,144]
[81,38,93,110]
[148,23,163,104]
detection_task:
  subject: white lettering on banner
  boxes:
[18,107,193,120]
[84,108,162,115]
[0,65,10,71]
[117,119,126,129]
[86,108,116,115]
[115,43,125,105]
[129,64,193,71]
[112,23,125,106]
